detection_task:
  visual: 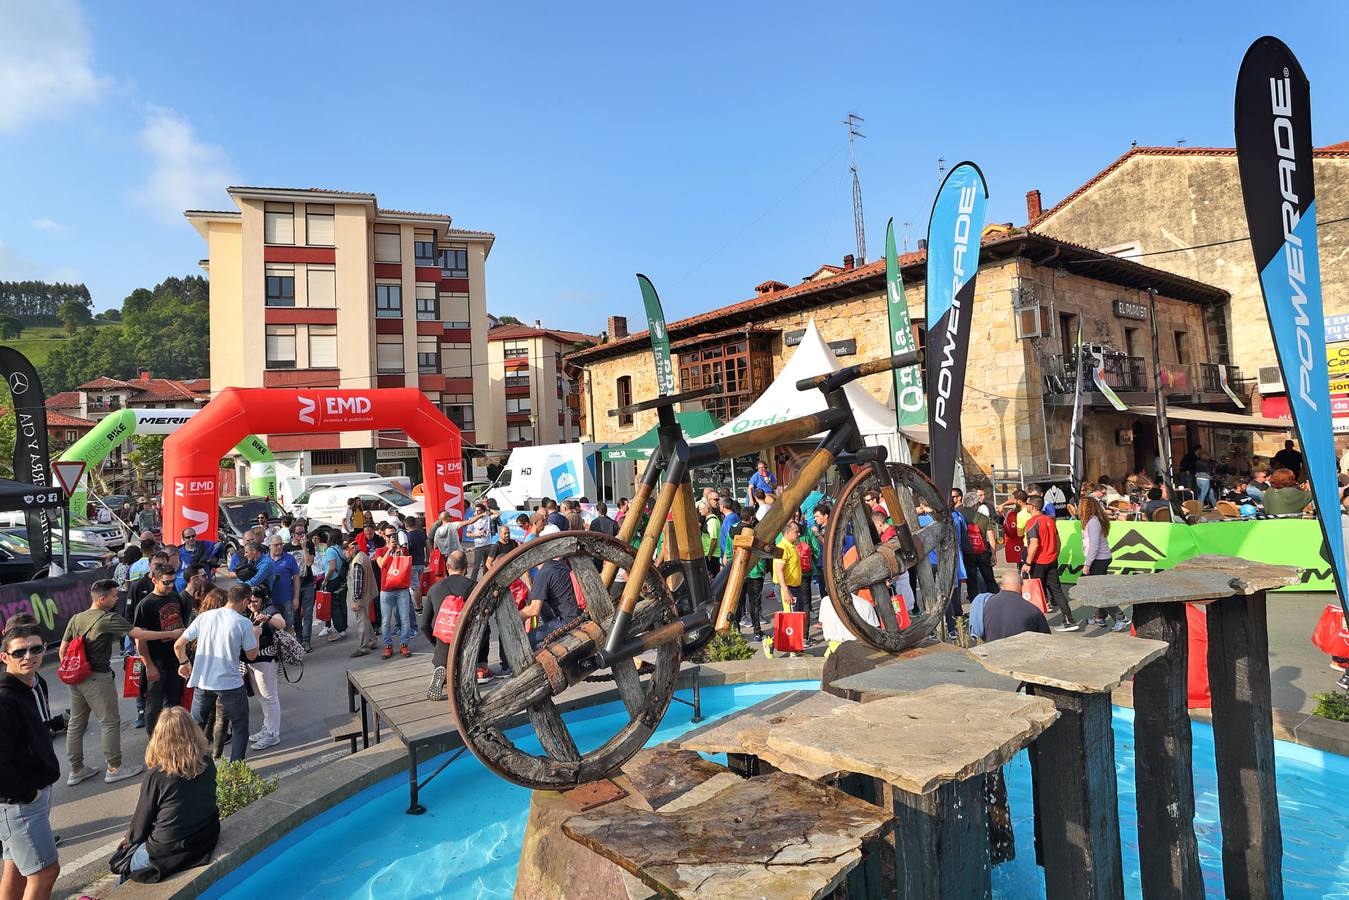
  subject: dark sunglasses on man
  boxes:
[5,643,45,659]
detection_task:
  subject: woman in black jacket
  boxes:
[114,706,219,883]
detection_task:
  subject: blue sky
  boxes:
[2,1,1347,332]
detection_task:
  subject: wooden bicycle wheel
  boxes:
[822,464,956,652]
[447,532,682,790]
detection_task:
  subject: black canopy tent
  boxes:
[0,479,63,513]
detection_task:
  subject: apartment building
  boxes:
[186,187,494,484]
[484,322,596,450]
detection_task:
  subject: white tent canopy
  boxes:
[699,320,926,462]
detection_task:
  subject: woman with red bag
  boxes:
[373,524,416,659]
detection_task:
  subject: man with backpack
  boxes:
[1020,495,1079,631]
[953,488,997,599]
[133,562,189,737]
[61,579,182,786]
[423,550,477,700]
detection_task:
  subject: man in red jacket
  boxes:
[1019,495,1079,631]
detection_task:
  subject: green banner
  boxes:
[885,219,925,427]
[1053,518,1334,591]
[637,274,676,396]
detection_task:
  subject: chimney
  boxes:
[607,315,628,340]
[534,319,542,329]
[842,254,855,271]
[139,371,151,382]
[917,238,928,252]
[1025,189,1042,223]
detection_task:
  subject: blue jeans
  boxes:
[1195,476,1214,507]
[192,685,249,761]
[380,588,416,647]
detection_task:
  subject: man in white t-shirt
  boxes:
[173,583,258,761]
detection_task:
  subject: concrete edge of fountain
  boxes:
[101,656,826,900]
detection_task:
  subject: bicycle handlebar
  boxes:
[795,349,923,394]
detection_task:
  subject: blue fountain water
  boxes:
[203,682,1349,899]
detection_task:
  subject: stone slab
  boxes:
[1173,554,1302,594]
[829,645,1020,701]
[969,631,1168,693]
[765,685,1058,795]
[656,773,743,813]
[563,771,891,900]
[668,690,850,781]
[1069,569,1238,608]
[619,747,732,812]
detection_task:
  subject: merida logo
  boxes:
[933,184,977,429]
[1110,530,1166,563]
[1270,72,1316,411]
[298,396,316,425]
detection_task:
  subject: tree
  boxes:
[0,315,22,339]
[94,308,122,322]
[128,434,166,484]
[58,298,92,335]
[496,315,523,326]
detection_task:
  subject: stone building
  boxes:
[1029,143,1349,452]
[567,229,1279,491]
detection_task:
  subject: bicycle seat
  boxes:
[608,385,721,418]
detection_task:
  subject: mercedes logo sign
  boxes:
[8,372,29,394]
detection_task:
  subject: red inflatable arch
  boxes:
[162,388,462,542]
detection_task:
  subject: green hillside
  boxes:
[1,323,113,368]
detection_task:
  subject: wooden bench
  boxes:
[325,713,363,755]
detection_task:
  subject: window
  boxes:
[507,425,534,444]
[374,230,401,263]
[676,337,774,422]
[440,292,470,328]
[1059,312,1078,359]
[1124,327,1140,358]
[265,325,296,368]
[1174,330,1189,364]
[305,204,334,246]
[417,337,440,374]
[264,203,294,244]
[265,265,295,307]
[375,282,402,318]
[506,397,532,414]
[307,266,336,307]
[438,247,468,277]
[376,335,403,374]
[444,404,475,431]
[65,430,77,443]
[505,373,530,390]
[415,240,436,266]
[503,341,528,359]
[309,324,337,368]
[415,284,438,320]
[616,375,633,426]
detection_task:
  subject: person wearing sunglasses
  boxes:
[0,619,62,900]
[175,528,223,593]
[133,563,189,738]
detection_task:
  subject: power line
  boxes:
[1058,215,1349,265]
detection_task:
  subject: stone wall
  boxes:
[579,255,1224,485]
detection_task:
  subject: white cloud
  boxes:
[133,107,233,222]
[0,0,105,132]
[31,218,67,233]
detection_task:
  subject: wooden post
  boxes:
[1131,602,1203,899]
[1027,685,1124,900]
[985,769,1015,866]
[1206,589,1284,900]
[892,776,990,900]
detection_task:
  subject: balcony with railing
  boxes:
[1043,349,1147,398]
[1045,352,1252,408]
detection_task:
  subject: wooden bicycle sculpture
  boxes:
[446,349,957,789]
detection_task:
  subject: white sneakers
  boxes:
[317,625,331,638]
[66,766,99,786]
[104,764,144,784]
[250,733,281,750]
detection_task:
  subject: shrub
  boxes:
[216,759,278,819]
[697,631,756,662]
[1313,691,1349,723]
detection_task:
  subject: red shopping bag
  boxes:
[383,551,413,590]
[432,590,469,644]
[1127,602,1210,709]
[419,569,439,596]
[1312,604,1349,657]
[1021,578,1049,615]
[122,656,143,698]
[773,611,806,653]
[314,590,332,620]
[181,686,194,710]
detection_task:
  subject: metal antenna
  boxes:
[937,157,947,180]
[902,221,913,254]
[1177,137,1187,146]
[843,112,867,263]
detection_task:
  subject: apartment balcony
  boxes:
[1043,350,1146,399]
[1044,352,1251,408]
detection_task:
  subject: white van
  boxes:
[485,443,606,511]
[277,472,410,507]
[294,483,424,530]
[0,510,126,551]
